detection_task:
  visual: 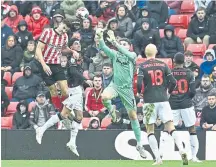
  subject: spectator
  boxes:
[84,1,98,16]
[40,0,61,19]
[95,0,119,23]
[146,0,168,28]
[184,51,200,72]
[165,0,182,15]
[89,50,111,80]
[15,20,33,50]
[133,18,160,58]
[184,7,210,48]
[50,9,65,28]
[1,71,10,116]
[133,6,159,35]
[1,19,14,48]
[1,35,23,74]
[14,1,35,17]
[102,63,125,110]
[12,65,42,103]
[207,1,216,44]
[12,101,30,129]
[194,0,211,11]
[25,6,50,40]
[192,74,216,118]
[85,75,108,121]
[1,0,11,19]
[88,117,101,130]
[210,65,216,87]
[29,91,56,130]
[3,5,24,33]
[200,49,216,77]
[123,0,140,22]
[115,4,133,38]
[200,92,216,130]
[19,40,36,72]
[160,25,184,59]
[206,0,216,17]
[96,20,106,29]
[70,19,81,34]
[60,0,84,22]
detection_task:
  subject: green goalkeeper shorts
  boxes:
[103,82,136,112]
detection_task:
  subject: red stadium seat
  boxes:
[136,58,173,69]
[82,117,91,129]
[159,29,164,38]
[3,72,12,86]
[101,117,112,129]
[83,70,90,79]
[88,15,98,28]
[12,72,23,85]
[28,101,36,112]
[208,44,216,49]
[1,116,13,129]
[6,102,19,116]
[180,0,195,14]
[169,15,189,29]
[177,29,187,42]
[187,44,206,57]
[193,58,203,66]
[5,87,13,100]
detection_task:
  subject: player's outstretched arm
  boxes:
[165,65,177,94]
[137,67,144,94]
[35,41,46,67]
[188,72,196,98]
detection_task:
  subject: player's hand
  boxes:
[92,110,99,116]
[197,37,202,43]
[89,110,94,116]
[137,55,142,59]
[71,50,79,59]
[95,28,104,40]
[212,124,216,130]
[136,93,143,99]
[106,30,117,43]
[85,80,93,87]
[42,64,52,76]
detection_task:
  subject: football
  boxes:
[76,7,89,20]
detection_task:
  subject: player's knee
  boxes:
[128,111,137,120]
[146,124,155,134]
[74,110,83,121]
[188,125,196,133]
[164,120,175,132]
[60,86,68,96]
[49,85,58,96]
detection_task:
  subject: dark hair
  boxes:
[93,74,102,80]
[98,20,106,28]
[27,40,35,46]
[196,7,206,13]
[102,63,113,68]
[184,50,193,56]
[62,19,72,28]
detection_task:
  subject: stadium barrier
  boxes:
[1,130,216,160]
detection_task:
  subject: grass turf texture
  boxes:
[2,160,216,167]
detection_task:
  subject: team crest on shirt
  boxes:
[116,55,129,66]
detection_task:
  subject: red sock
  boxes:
[51,96,61,111]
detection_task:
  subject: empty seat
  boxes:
[101,117,112,129]
[5,87,13,100]
[82,117,91,129]
[169,15,189,29]
[193,58,203,66]
[159,29,164,38]
[3,72,12,86]
[12,72,23,85]
[187,44,206,57]
[28,101,36,112]
[208,44,216,49]
[6,102,19,116]
[180,0,195,14]
[1,116,13,129]
[177,29,187,42]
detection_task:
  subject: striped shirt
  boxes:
[39,28,68,64]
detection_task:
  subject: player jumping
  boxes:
[96,29,147,158]
[137,44,188,165]
[168,53,201,162]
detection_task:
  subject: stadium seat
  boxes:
[1,116,13,129]
[28,101,36,112]
[3,72,12,86]
[159,29,164,38]
[6,102,19,116]
[169,15,189,29]
[83,70,90,79]
[5,87,13,100]
[180,0,195,14]
[193,58,203,66]
[12,72,23,85]
[208,44,216,49]
[82,117,91,129]
[177,29,187,42]
[88,15,98,28]
[186,44,206,57]
[101,117,112,129]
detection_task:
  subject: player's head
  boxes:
[145,44,157,58]
[102,63,113,76]
[119,38,131,51]
[57,19,71,34]
[93,75,102,89]
[174,52,185,67]
[208,92,216,107]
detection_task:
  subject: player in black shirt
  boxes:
[169,53,201,162]
[137,44,188,165]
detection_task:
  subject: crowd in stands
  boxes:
[1,0,216,131]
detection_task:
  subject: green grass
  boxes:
[2,160,216,167]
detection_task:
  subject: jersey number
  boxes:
[148,70,163,86]
[176,79,188,94]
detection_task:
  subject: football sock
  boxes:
[102,99,113,112]
[148,133,160,160]
[69,119,81,145]
[190,133,199,158]
[170,130,184,154]
[131,119,142,146]
[42,113,61,131]
[159,131,169,157]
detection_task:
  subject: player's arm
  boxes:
[35,41,46,67]
[188,72,196,98]
[137,66,144,94]
[165,65,177,94]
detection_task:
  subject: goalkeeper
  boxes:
[96,29,147,158]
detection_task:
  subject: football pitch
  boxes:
[2,160,216,167]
